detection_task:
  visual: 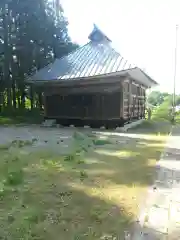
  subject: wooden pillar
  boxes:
[139,86,142,118]
[143,88,146,118]
[128,81,132,120]
[44,90,47,118]
[101,93,104,120]
[94,94,99,120]
[119,82,124,119]
[30,84,34,110]
[140,86,146,119]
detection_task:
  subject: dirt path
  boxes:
[133,126,180,239]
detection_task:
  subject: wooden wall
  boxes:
[44,84,122,120]
[44,78,147,122]
[122,79,146,120]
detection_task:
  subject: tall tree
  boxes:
[0,0,78,112]
[147,91,170,106]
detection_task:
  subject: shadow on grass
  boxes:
[81,138,163,187]
[0,125,177,239]
[0,108,43,125]
[0,149,135,239]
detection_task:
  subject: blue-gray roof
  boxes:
[27,25,158,87]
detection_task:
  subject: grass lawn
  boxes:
[0,123,171,239]
[0,115,43,125]
[128,119,172,135]
[0,109,43,125]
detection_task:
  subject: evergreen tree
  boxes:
[0,0,78,111]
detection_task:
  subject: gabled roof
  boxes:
[27,25,158,87]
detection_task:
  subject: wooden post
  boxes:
[128,81,131,120]
[44,91,47,118]
[30,84,34,110]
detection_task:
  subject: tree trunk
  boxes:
[17,90,21,108]
[7,88,12,108]
[3,3,12,109]
[20,86,25,109]
[38,92,42,110]
[0,92,2,112]
[30,85,34,110]
[12,80,16,109]
[2,92,6,109]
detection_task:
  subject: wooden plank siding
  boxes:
[44,76,146,124]
[122,79,146,120]
[44,83,123,120]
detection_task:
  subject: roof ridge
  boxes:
[88,24,112,42]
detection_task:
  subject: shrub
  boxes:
[6,169,24,185]
[92,139,111,146]
[80,171,88,181]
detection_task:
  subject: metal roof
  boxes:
[27,26,158,87]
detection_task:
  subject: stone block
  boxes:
[148,192,171,209]
[154,179,173,190]
[41,119,56,127]
[144,207,168,233]
[169,202,180,224]
[133,227,168,240]
[171,190,180,202]
[84,125,90,128]
[157,169,173,182]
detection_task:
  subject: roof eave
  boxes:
[26,68,157,88]
[138,68,158,86]
[26,71,129,85]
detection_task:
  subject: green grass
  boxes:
[175,112,180,124]
[128,120,172,135]
[0,128,167,239]
[129,103,173,135]
[0,108,43,125]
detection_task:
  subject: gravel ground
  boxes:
[0,124,165,162]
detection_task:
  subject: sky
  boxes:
[61,0,180,93]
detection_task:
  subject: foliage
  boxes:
[152,94,180,123]
[152,97,171,121]
[92,139,111,146]
[0,108,43,124]
[0,0,78,114]
[147,91,170,106]
[147,90,180,108]
[175,95,180,106]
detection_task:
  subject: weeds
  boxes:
[0,181,6,197]
[64,154,76,162]
[77,159,85,164]
[72,131,93,161]
[2,155,24,188]
[80,170,88,181]
[0,125,167,239]
[32,138,38,143]
[0,139,34,151]
[6,168,24,185]
[93,139,111,146]
[0,144,11,150]
[90,206,103,223]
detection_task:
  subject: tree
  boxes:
[175,95,180,106]
[147,91,170,106]
[0,0,78,112]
